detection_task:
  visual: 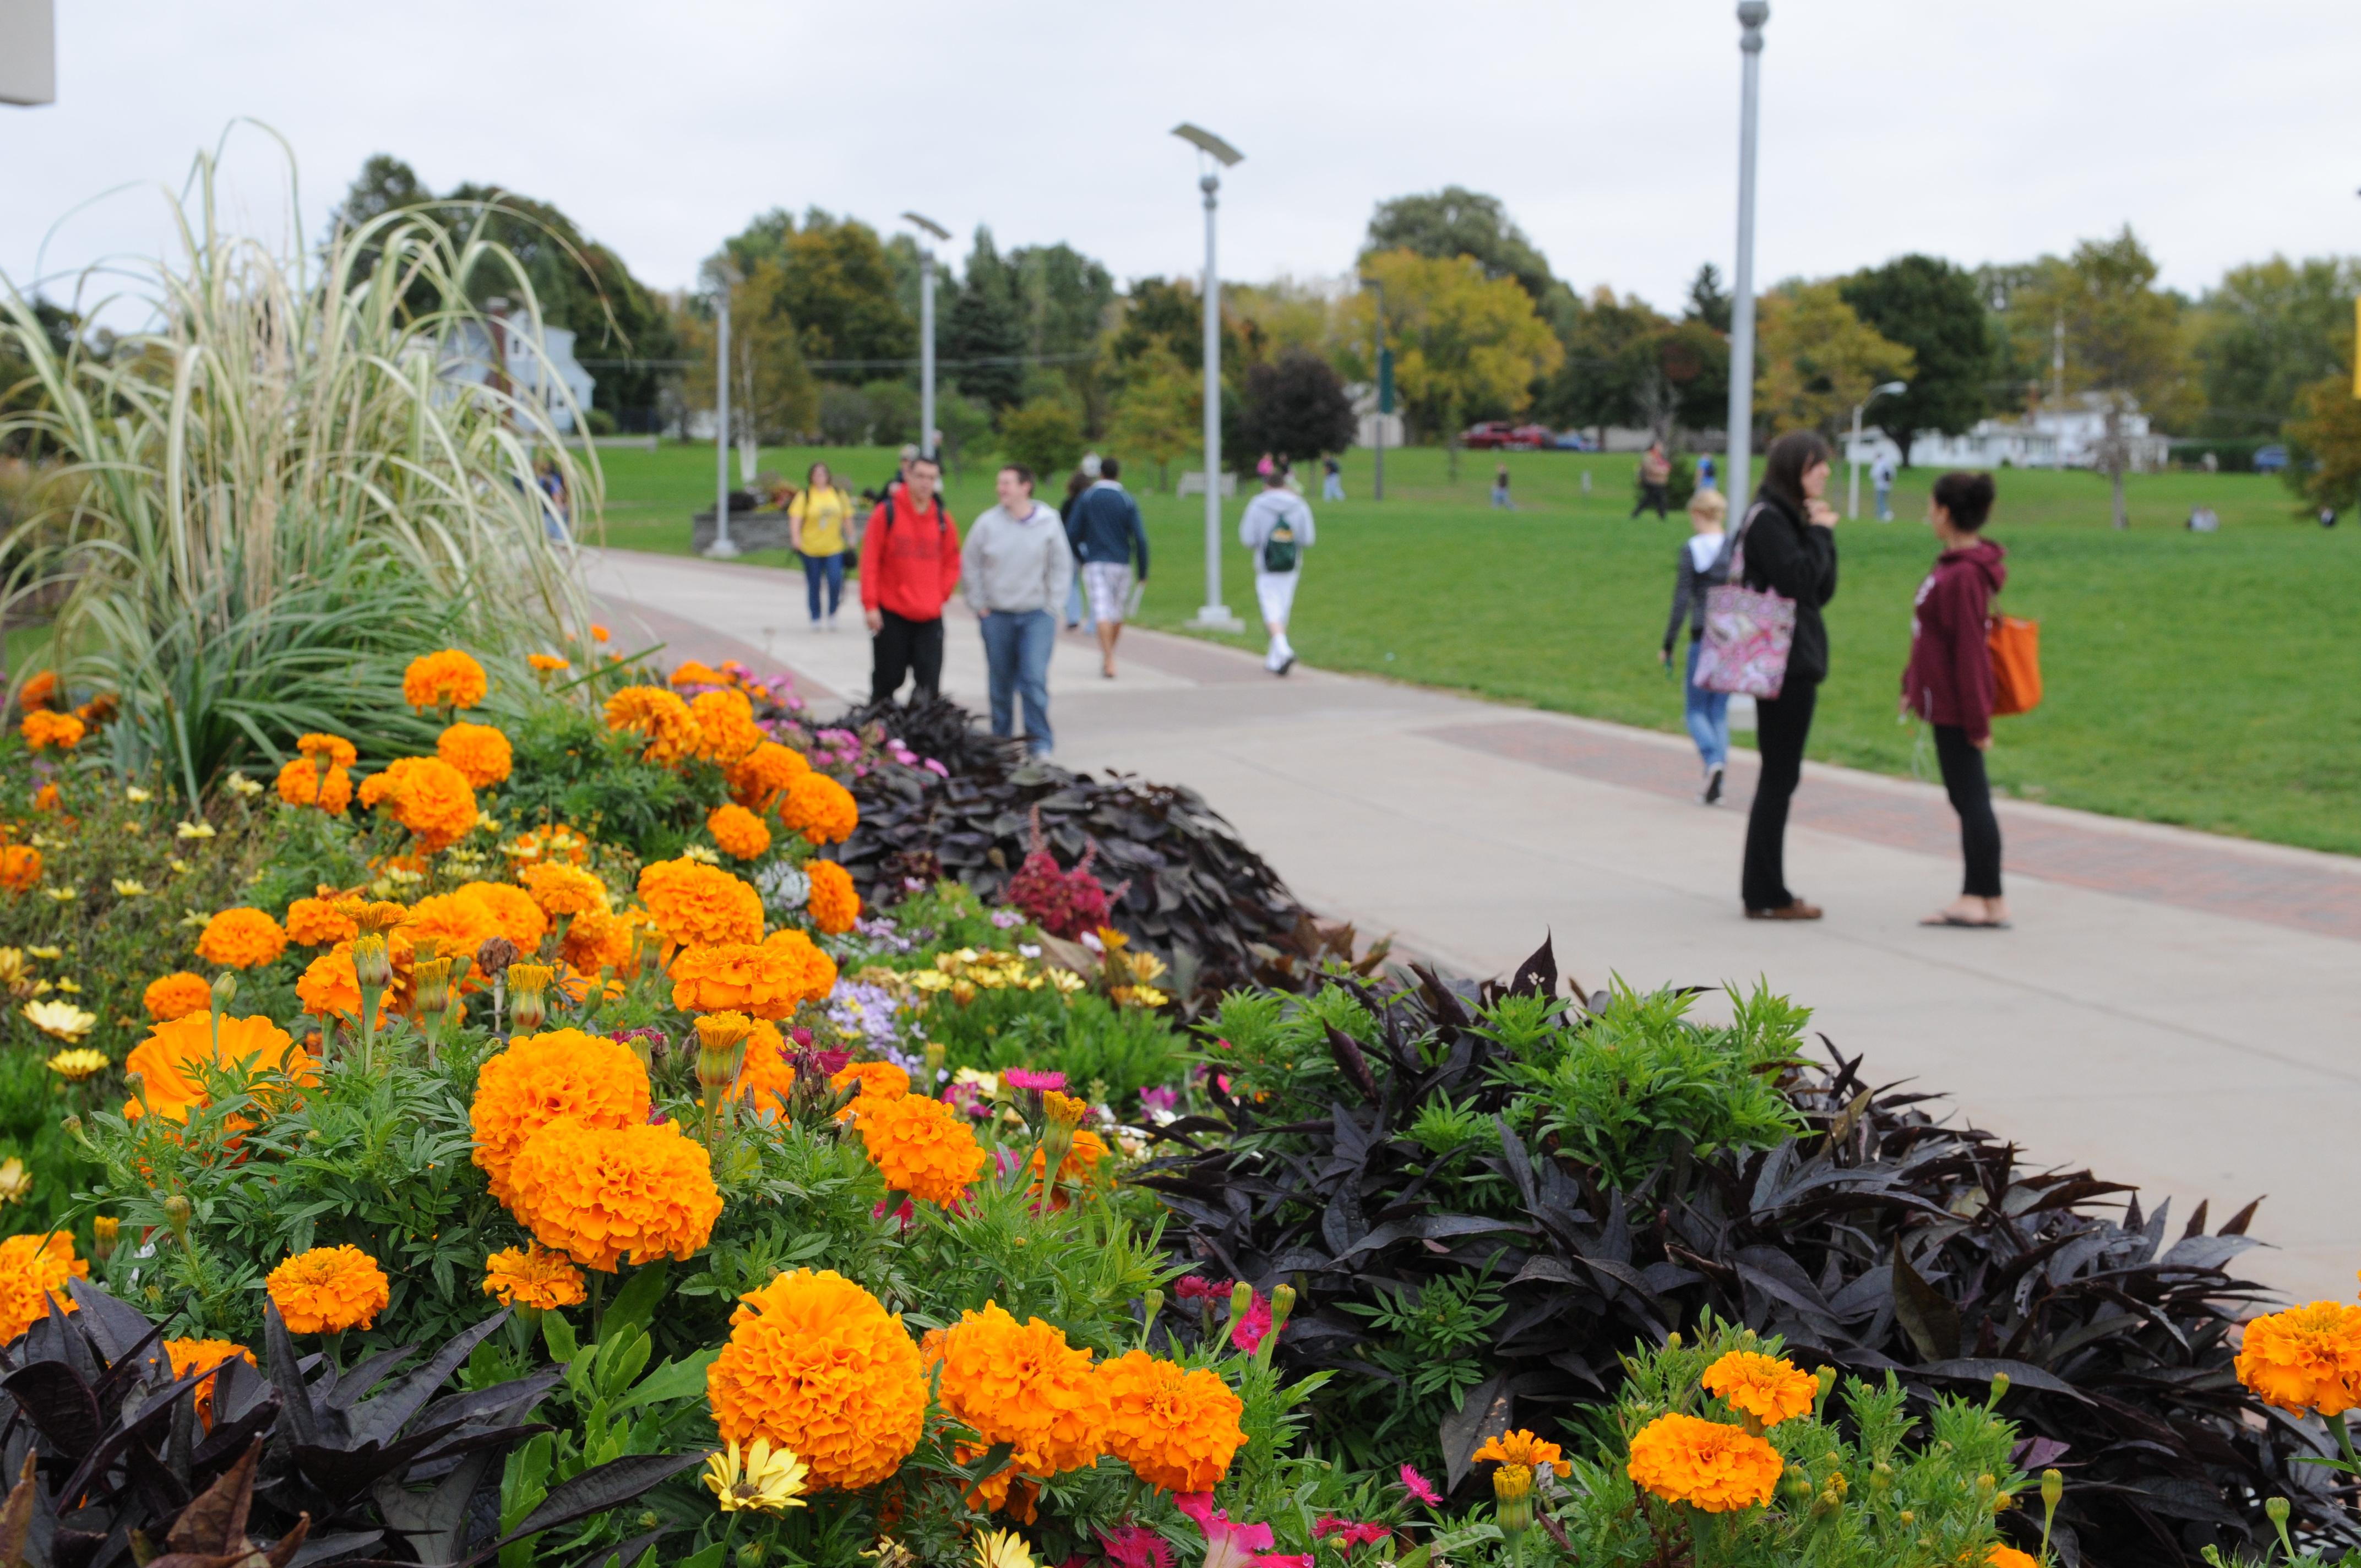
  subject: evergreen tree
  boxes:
[945,227,1027,411]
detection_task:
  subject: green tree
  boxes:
[2191,255,2361,437]
[1342,250,1563,445]
[1541,288,1669,433]
[1753,281,1916,440]
[946,228,1028,411]
[724,258,819,443]
[1838,254,1994,466]
[1686,263,1733,333]
[2281,369,2361,513]
[1105,341,1196,491]
[998,398,1085,482]
[725,208,916,368]
[1362,186,1559,307]
[1241,347,1357,466]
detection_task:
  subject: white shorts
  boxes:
[1081,562,1133,625]
[1254,569,1298,627]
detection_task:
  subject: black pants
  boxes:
[1742,680,1818,911]
[1631,483,1668,519]
[1933,723,2004,897]
[870,610,944,704]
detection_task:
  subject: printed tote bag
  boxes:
[1691,503,1796,699]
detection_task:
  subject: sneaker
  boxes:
[1276,654,1296,677]
[1703,766,1724,805]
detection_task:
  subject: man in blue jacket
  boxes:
[1063,457,1149,679]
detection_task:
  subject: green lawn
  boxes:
[586,441,2361,857]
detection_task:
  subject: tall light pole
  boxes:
[1847,380,1907,520]
[1174,123,1244,631]
[1724,2,1769,507]
[902,213,951,457]
[703,256,741,559]
[1359,274,1388,501]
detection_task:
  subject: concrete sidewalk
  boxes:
[584,548,2361,1305]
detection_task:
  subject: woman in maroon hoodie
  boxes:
[1902,471,2009,928]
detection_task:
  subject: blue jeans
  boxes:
[1683,639,1729,769]
[979,609,1055,753]
[801,552,845,620]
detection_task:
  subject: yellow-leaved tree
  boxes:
[1342,250,1563,453]
[1753,281,1916,439]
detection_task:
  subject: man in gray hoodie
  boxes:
[961,462,1074,755]
[1238,464,1315,675]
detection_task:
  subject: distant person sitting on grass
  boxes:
[1064,456,1149,679]
[1633,442,1671,519]
[1492,463,1515,509]
[1239,464,1315,676]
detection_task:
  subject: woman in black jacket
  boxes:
[1738,431,1839,919]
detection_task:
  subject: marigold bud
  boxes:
[93,1215,119,1249]
[1142,1287,1163,1325]
[162,1194,192,1242]
[209,971,237,1009]
[2265,1496,2291,1527]
[2041,1469,2063,1510]
[695,1012,754,1093]
[353,900,409,936]
[353,934,392,990]
[414,957,453,1016]
[1271,1282,1297,1333]
[508,962,552,1031]
[1229,1280,1253,1322]
[476,935,520,977]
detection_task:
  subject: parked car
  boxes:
[1551,430,1596,451]
[2254,443,2289,473]
[1461,421,1548,450]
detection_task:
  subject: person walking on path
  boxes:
[1492,463,1515,509]
[1631,442,1671,519]
[787,461,855,630]
[1060,454,1100,629]
[961,462,1073,756]
[1903,471,2010,929]
[1873,451,1897,521]
[1064,456,1150,679]
[1661,487,1732,805]
[1239,464,1315,676]
[858,454,961,705]
[1322,455,1345,501]
[1738,430,1840,921]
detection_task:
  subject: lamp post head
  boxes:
[1172,122,1244,167]
[900,211,951,244]
[1874,380,1908,399]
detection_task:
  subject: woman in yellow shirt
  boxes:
[787,461,855,629]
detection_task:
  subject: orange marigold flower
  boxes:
[726,741,809,809]
[357,756,480,852]
[123,1013,315,1124]
[402,649,488,711]
[707,1268,927,1491]
[764,925,839,1000]
[832,1059,910,1106]
[294,938,410,1026]
[165,1337,255,1428]
[806,859,860,934]
[20,710,84,751]
[18,671,56,710]
[591,624,611,643]
[470,1028,652,1205]
[779,771,858,845]
[668,660,726,688]
[456,879,548,952]
[638,858,764,949]
[437,721,514,788]
[1097,1349,1247,1493]
[670,940,822,1019]
[73,693,117,729]
[505,1116,722,1271]
[856,1092,986,1206]
[707,803,771,861]
[732,1020,795,1117]
[603,685,697,763]
[266,1244,389,1333]
[503,824,592,866]
[275,758,353,813]
[1701,1351,1819,1429]
[527,653,571,673]
[559,904,631,973]
[1625,1412,1782,1513]
[142,971,214,1022]
[296,733,357,769]
[1986,1550,2040,1568]
[29,783,58,813]
[2235,1300,2361,1417]
[689,688,765,764]
[1472,1428,1571,1478]
[521,861,609,917]
[195,907,289,970]
[482,1243,587,1309]
[928,1303,1111,1510]
[0,844,40,892]
[1027,1129,1109,1210]
[0,1232,86,1341]
[404,891,506,976]
[284,895,360,947]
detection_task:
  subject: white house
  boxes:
[1843,393,2170,472]
[1346,383,1404,450]
[440,310,597,434]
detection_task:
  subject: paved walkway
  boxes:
[584,549,2361,1305]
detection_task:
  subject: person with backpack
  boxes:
[1902,470,2010,929]
[1064,456,1149,679]
[1239,464,1315,675]
[857,453,961,705]
[787,460,855,631]
[1661,486,1732,804]
[1736,430,1839,921]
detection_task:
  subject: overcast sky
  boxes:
[8,0,2360,314]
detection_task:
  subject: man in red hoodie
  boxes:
[859,454,962,704]
[1902,470,2009,929]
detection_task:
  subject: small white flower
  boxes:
[223,772,263,798]
[125,786,153,803]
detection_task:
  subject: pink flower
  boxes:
[1312,1520,1390,1550]
[1173,1275,1232,1303]
[1140,1085,1180,1113]
[1004,1068,1068,1091]
[922,758,948,777]
[873,1196,915,1226]
[1100,1528,1174,1568]
[1230,1289,1275,1353]
[1176,1495,1279,1568]
[1398,1464,1441,1506]
[1261,1558,1313,1568]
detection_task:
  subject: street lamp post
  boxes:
[704,258,740,559]
[1847,380,1908,520]
[1359,275,1387,501]
[901,213,951,458]
[1724,2,1769,506]
[1173,123,1244,631]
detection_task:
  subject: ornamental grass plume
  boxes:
[805,859,860,935]
[274,758,353,813]
[855,1091,986,1206]
[779,771,858,845]
[521,861,608,918]
[357,756,480,852]
[20,710,84,750]
[637,858,765,949]
[436,721,514,788]
[688,688,764,764]
[470,1027,652,1203]
[505,1116,722,1270]
[928,1302,1112,1513]
[123,1013,314,1124]
[1096,1349,1247,1493]
[1625,1411,1782,1513]
[706,803,771,861]
[194,907,289,970]
[0,1232,86,1340]
[604,685,697,763]
[0,845,39,892]
[2234,1299,2361,1418]
[481,1243,587,1310]
[284,895,360,946]
[706,1268,928,1490]
[403,649,488,711]
[142,971,213,1022]
[266,1244,389,1333]
[727,740,809,809]
[1701,1350,1820,1430]
[165,1337,255,1428]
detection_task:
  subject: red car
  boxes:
[1460,421,1552,450]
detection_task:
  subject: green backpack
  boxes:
[1261,520,1298,574]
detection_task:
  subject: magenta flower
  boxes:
[1173,1275,1232,1303]
[1399,1464,1441,1506]
[1312,1520,1390,1550]
[1176,1495,1283,1568]
[1004,1067,1068,1092]
[1139,1085,1180,1114]
[1100,1527,1174,1568]
[1229,1288,1275,1353]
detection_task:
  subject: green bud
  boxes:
[162,1194,192,1242]
[2264,1496,2289,1526]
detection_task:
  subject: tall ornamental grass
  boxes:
[0,145,600,799]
